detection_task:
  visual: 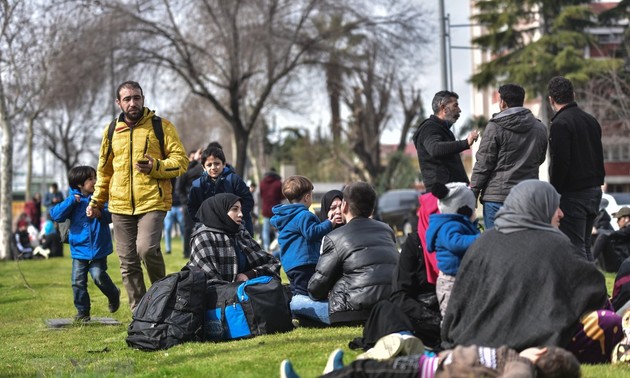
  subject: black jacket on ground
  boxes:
[549,102,604,193]
[308,217,399,325]
[412,115,470,192]
[593,226,630,273]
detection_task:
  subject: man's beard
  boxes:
[126,107,143,122]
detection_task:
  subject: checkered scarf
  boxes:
[188,224,280,283]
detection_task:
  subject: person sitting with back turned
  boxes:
[308,181,399,326]
[442,179,622,364]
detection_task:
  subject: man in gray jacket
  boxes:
[470,84,548,229]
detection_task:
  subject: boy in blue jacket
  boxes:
[188,145,255,235]
[50,166,120,322]
[271,175,334,324]
[426,182,480,318]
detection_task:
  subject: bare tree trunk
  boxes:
[0,75,13,260]
[25,117,34,200]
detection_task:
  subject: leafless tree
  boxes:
[76,0,428,178]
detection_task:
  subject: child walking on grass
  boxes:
[50,166,120,322]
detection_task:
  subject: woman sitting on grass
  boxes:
[187,193,281,283]
[442,179,623,364]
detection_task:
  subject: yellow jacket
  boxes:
[91,108,188,215]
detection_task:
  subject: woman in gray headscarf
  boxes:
[442,180,622,364]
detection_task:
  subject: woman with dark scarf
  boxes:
[187,193,280,283]
[442,180,623,364]
[319,190,345,228]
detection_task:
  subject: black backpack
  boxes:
[126,268,207,351]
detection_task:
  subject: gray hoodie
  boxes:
[470,107,548,203]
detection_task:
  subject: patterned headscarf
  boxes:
[494,180,564,236]
[196,193,241,234]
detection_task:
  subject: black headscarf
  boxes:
[196,193,241,234]
[319,190,344,222]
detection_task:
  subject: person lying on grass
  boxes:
[281,332,581,378]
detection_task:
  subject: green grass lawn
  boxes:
[1,238,630,377]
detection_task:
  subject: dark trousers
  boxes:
[323,355,420,378]
[559,187,602,261]
[182,207,194,258]
[286,264,316,296]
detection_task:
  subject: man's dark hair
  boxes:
[498,84,525,107]
[49,183,58,191]
[116,81,144,100]
[431,90,459,114]
[534,347,581,378]
[343,181,376,218]
[548,76,574,104]
[68,166,96,190]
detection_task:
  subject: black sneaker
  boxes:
[74,313,90,323]
[109,288,121,313]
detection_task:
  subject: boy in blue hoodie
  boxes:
[188,145,255,235]
[50,166,120,322]
[426,182,480,319]
[271,175,334,324]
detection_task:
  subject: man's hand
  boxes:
[135,154,154,174]
[467,129,479,146]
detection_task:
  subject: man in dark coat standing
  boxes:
[411,90,478,285]
[548,76,605,261]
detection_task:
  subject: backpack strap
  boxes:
[104,114,166,163]
[151,115,167,159]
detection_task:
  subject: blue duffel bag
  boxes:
[204,276,293,341]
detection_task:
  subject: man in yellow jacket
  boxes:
[87,81,188,310]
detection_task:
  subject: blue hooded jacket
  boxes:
[426,213,480,275]
[49,188,113,260]
[270,203,332,272]
[188,164,254,235]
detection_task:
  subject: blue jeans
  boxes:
[559,187,602,261]
[164,206,185,253]
[290,294,330,325]
[72,257,119,315]
[262,217,274,251]
[483,201,503,230]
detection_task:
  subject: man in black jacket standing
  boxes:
[548,76,605,261]
[470,84,548,229]
[411,90,478,285]
[412,90,478,192]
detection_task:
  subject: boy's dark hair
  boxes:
[548,76,574,105]
[431,90,459,114]
[202,146,226,164]
[498,84,525,107]
[68,166,97,190]
[282,176,313,203]
[343,181,376,218]
[49,183,58,190]
[206,141,223,150]
[116,81,143,100]
[534,347,581,378]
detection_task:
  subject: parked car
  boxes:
[376,189,421,245]
[601,192,630,230]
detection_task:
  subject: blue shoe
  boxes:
[280,359,300,378]
[323,348,344,374]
